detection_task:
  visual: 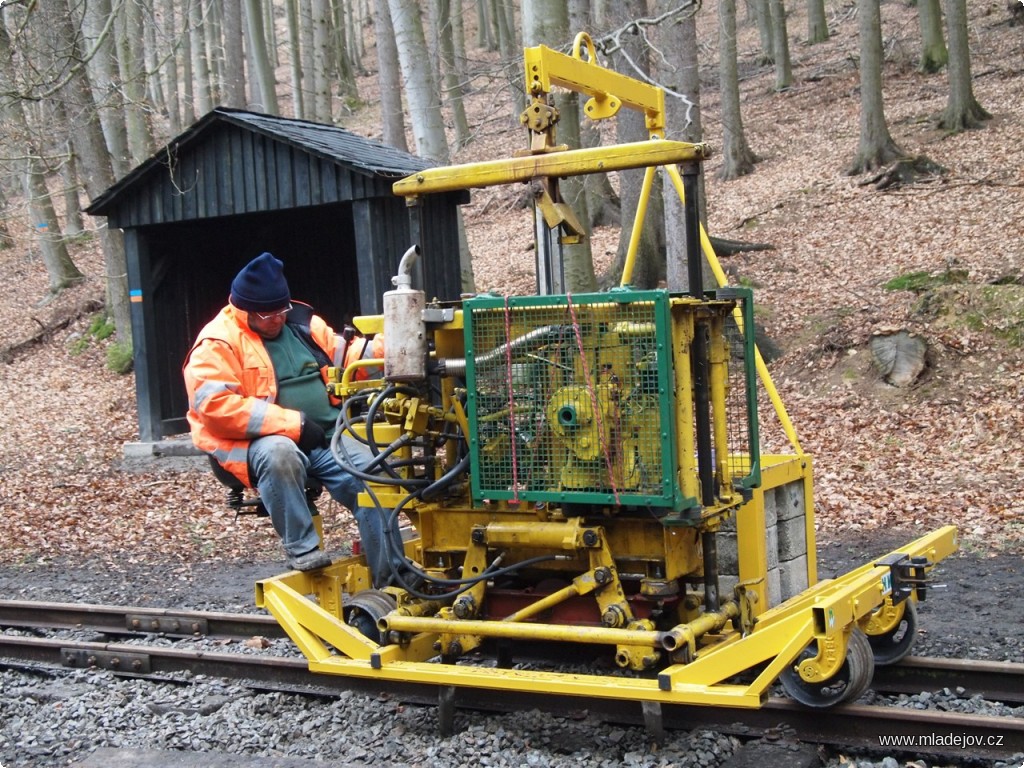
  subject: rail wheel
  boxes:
[343,589,397,644]
[865,599,918,666]
[780,629,875,708]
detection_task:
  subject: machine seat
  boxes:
[207,455,322,517]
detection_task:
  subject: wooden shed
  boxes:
[87,107,464,442]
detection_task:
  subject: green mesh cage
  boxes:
[715,288,761,494]
[464,290,681,508]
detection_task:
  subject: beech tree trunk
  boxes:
[807,0,828,44]
[847,0,904,174]
[769,0,793,90]
[244,0,280,114]
[0,22,83,291]
[937,0,991,131]
[719,0,759,180]
[599,0,665,290]
[523,0,596,294]
[917,0,948,74]
[373,1,410,151]
[387,0,450,163]
[221,0,247,107]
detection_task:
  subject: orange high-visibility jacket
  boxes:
[183,301,383,487]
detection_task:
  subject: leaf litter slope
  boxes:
[0,1,1020,569]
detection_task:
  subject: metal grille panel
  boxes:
[464,291,677,507]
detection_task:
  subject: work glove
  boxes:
[297,413,327,454]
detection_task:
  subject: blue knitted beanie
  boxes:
[230,252,291,312]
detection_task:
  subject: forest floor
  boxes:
[0,0,1020,584]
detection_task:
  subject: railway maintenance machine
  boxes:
[256,34,957,731]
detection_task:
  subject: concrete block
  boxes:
[778,514,807,561]
[762,487,778,527]
[779,554,810,601]
[766,566,781,607]
[765,524,779,571]
[718,574,739,599]
[776,481,806,521]
[720,508,737,532]
[120,439,206,473]
[717,531,738,574]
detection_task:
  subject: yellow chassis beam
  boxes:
[255,525,957,709]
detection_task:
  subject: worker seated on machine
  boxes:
[183,251,405,582]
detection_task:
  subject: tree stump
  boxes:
[869,329,927,387]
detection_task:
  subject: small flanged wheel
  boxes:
[866,599,918,666]
[780,629,876,708]
[343,589,397,644]
[841,629,875,703]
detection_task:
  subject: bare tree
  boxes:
[158,0,182,134]
[81,0,131,178]
[476,0,496,50]
[598,0,666,290]
[436,0,471,148]
[719,0,758,180]
[807,0,828,44]
[751,0,774,63]
[286,0,305,117]
[298,0,315,118]
[373,1,409,151]
[847,0,903,174]
[118,0,156,163]
[937,0,990,131]
[388,0,473,292]
[0,12,84,295]
[311,0,332,121]
[44,1,132,337]
[203,0,224,105]
[523,0,596,293]
[243,0,279,113]
[768,0,792,90]
[221,0,247,108]
[331,1,361,103]
[570,0,620,229]
[917,0,947,74]
[655,0,710,291]
[188,0,214,116]
[387,0,450,163]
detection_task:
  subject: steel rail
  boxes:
[873,656,1024,705]
[2,601,1021,705]
[0,599,283,639]
[0,632,1021,760]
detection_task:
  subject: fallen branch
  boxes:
[709,236,775,256]
[1,297,104,363]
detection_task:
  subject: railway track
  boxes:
[1,600,1022,761]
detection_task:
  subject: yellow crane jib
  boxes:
[524,32,667,135]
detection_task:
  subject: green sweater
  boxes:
[264,326,340,437]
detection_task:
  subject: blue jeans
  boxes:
[247,434,405,587]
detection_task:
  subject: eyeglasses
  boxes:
[254,303,292,321]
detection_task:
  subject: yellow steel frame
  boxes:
[256,526,957,706]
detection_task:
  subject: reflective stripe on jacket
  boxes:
[183,301,381,487]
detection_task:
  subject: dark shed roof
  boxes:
[87,107,432,226]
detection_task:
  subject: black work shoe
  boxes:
[288,549,332,572]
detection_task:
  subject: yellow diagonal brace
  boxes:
[262,580,379,660]
[393,140,709,198]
